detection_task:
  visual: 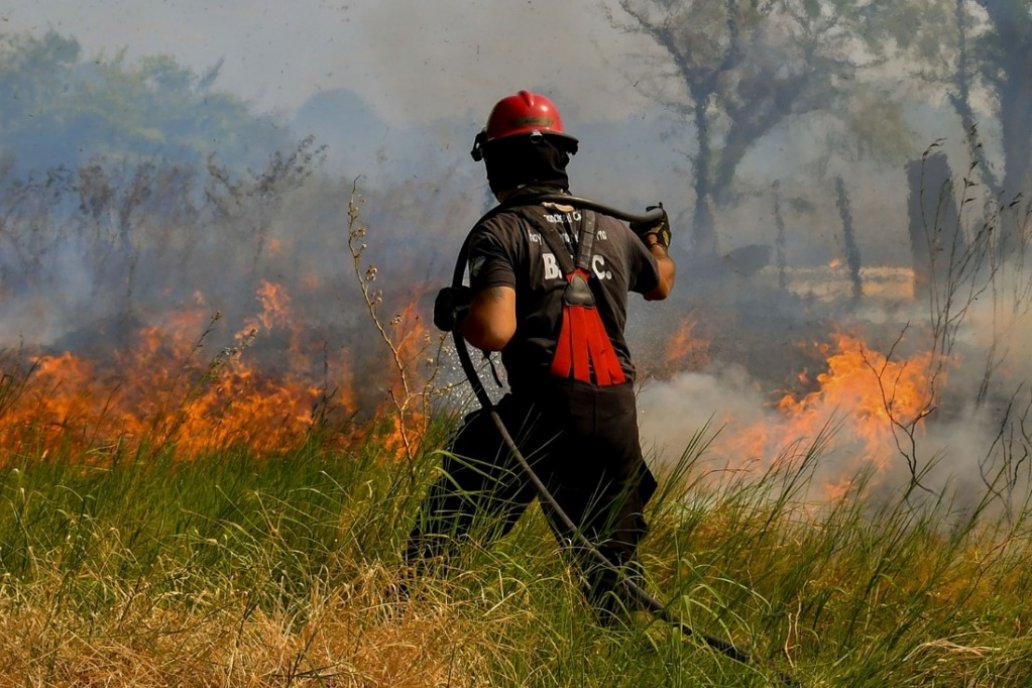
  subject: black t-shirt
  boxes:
[467,198,660,394]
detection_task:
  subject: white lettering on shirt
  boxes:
[543,211,582,223]
[541,254,611,282]
[592,254,613,280]
[543,253,562,280]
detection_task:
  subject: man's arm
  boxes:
[644,243,676,301]
[629,207,676,301]
[462,285,517,351]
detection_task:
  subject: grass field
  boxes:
[0,420,1029,688]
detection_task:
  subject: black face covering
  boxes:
[483,135,573,195]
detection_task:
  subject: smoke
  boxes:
[5,2,942,264]
[5,1,657,126]
[342,2,658,127]
[636,252,1032,511]
[638,365,768,460]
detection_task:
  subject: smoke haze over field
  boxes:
[2,0,974,265]
[2,0,919,262]
[2,1,654,124]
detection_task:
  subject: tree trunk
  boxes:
[905,152,961,301]
[690,97,718,256]
[996,49,1032,255]
[977,0,1032,255]
[834,177,863,303]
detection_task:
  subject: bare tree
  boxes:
[609,0,887,257]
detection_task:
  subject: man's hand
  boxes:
[433,286,472,331]
[630,205,671,250]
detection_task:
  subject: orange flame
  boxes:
[0,282,434,461]
[380,301,431,459]
[664,319,711,372]
[718,332,939,495]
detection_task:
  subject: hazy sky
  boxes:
[4,0,656,126]
[1,0,947,266]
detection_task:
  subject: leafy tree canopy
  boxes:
[0,31,293,175]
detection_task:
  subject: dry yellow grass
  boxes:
[0,563,523,687]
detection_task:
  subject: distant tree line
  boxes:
[0,31,292,174]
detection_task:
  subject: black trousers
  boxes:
[405,380,657,614]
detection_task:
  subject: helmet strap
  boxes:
[470,130,488,162]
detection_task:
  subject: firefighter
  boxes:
[405,90,676,621]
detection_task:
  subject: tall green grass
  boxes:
[0,422,1029,686]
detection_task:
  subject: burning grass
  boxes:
[0,274,440,465]
[0,425,1028,686]
[0,265,1028,684]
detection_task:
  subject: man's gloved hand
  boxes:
[433,286,472,331]
[629,204,671,250]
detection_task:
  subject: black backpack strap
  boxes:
[510,203,599,276]
[512,204,598,307]
[573,210,596,273]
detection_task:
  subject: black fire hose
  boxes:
[448,194,788,678]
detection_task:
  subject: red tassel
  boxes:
[550,270,627,386]
[551,310,573,379]
[551,304,627,386]
[570,307,591,383]
[585,313,612,386]
[584,307,626,385]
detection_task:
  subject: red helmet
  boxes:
[471,90,578,161]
